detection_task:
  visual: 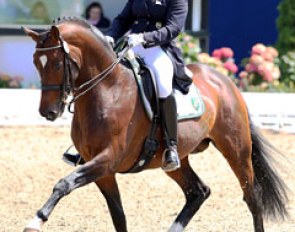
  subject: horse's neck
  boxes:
[77,40,115,84]
[74,55,137,128]
[70,38,149,163]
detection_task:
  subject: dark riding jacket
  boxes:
[107,0,192,94]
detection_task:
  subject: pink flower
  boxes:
[220,47,234,58]
[251,43,266,55]
[187,42,196,49]
[257,64,266,76]
[239,71,248,79]
[223,61,238,74]
[257,65,273,82]
[245,63,257,72]
[266,47,279,58]
[272,67,281,80]
[262,52,274,62]
[250,54,264,65]
[212,49,222,59]
[183,35,191,42]
[14,76,23,82]
[8,79,19,88]
[263,69,273,82]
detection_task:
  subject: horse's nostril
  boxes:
[46,111,58,121]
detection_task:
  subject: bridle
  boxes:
[36,37,76,112]
[36,35,130,113]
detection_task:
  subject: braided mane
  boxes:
[52,16,109,47]
[53,16,92,29]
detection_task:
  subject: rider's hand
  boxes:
[105,36,115,47]
[128,33,145,48]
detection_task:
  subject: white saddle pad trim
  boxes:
[175,84,205,121]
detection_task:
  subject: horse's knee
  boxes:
[53,178,71,196]
[186,184,211,203]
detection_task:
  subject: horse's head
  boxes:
[23,25,79,121]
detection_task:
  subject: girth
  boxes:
[119,52,161,174]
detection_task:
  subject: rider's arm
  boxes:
[143,0,188,48]
[107,0,135,40]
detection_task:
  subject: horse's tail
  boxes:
[250,119,289,220]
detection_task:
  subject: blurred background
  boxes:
[0,0,289,89]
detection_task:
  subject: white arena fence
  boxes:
[243,93,295,134]
[0,89,295,133]
[0,89,71,126]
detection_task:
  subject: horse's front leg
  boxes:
[95,175,127,232]
[23,151,112,232]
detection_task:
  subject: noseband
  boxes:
[35,34,130,113]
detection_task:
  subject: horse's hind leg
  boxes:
[166,157,211,232]
[212,131,264,232]
[95,176,127,232]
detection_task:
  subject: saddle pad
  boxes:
[175,84,205,121]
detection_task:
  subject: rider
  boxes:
[64,0,191,172]
[107,0,192,172]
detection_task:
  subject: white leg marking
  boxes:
[168,222,184,232]
[25,215,44,231]
[39,55,48,68]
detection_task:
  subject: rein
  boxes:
[69,46,130,105]
[36,37,130,113]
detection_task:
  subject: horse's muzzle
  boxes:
[39,108,59,121]
[46,111,59,121]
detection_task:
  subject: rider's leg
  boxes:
[159,93,180,171]
[133,45,180,172]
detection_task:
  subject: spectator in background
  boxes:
[0,0,31,23]
[85,2,110,30]
[30,1,51,24]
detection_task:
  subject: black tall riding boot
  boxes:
[160,93,180,172]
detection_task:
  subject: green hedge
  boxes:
[276,0,295,54]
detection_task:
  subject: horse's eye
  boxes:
[55,61,62,70]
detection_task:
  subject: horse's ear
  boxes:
[22,26,39,41]
[50,25,60,42]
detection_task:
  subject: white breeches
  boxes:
[132,45,174,98]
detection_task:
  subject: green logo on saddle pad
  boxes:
[191,97,199,111]
[175,85,205,121]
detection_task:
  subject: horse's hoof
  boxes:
[23,228,41,232]
[24,215,44,232]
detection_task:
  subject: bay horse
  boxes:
[23,18,288,232]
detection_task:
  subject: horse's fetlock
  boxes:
[37,210,48,222]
